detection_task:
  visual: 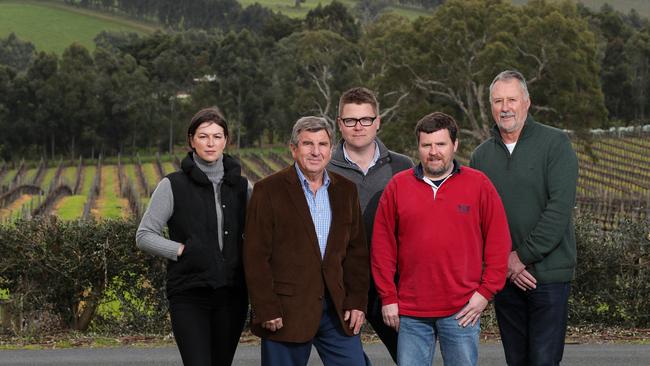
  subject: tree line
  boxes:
[1,0,649,161]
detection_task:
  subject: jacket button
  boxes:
[222,204,226,208]
[224,231,229,235]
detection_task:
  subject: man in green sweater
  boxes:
[470,70,578,366]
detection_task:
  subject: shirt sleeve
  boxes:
[135,178,182,261]
[517,134,578,265]
[371,178,400,306]
[477,176,511,300]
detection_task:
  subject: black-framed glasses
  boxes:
[339,116,377,127]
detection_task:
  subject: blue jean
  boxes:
[495,281,570,366]
[397,313,479,366]
[261,296,369,366]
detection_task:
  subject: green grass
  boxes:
[388,4,433,19]
[23,168,38,185]
[0,0,156,54]
[123,164,145,197]
[237,0,429,19]
[16,194,44,218]
[239,155,265,179]
[60,166,78,188]
[0,0,427,57]
[0,193,39,221]
[80,166,96,196]
[40,167,57,189]
[259,154,283,171]
[140,163,160,193]
[94,166,127,219]
[238,0,342,18]
[512,0,650,18]
[54,195,86,220]
[1,169,17,186]
[161,162,176,176]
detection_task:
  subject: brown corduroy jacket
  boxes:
[243,165,369,343]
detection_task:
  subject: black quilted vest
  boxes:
[165,152,248,297]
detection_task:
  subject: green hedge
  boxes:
[571,214,650,326]
[0,213,648,337]
[0,217,167,335]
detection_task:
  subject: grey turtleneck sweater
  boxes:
[136,153,226,261]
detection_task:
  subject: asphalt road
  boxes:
[2,343,650,365]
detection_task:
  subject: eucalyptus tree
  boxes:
[625,26,650,120]
[93,47,154,155]
[191,30,272,148]
[1,52,62,159]
[55,44,103,159]
[305,1,361,42]
[587,4,636,122]
[357,14,423,151]
[0,33,35,72]
[368,0,607,145]
[272,30,360,127]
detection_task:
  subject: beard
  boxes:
[424,159,451,178]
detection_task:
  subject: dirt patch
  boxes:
[0,194,32,219]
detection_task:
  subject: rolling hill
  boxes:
[514,0,650,17]
[0,0,157,54]
[2,0,649,55]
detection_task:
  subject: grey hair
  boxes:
[290,116,334,146]
[489,70,530,102]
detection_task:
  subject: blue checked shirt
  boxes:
[295,165,332,259]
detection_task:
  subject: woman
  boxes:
[136,107,249,366]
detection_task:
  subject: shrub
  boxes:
[0,217,168,335]
[1,212,649,336]
[571,214,650,327]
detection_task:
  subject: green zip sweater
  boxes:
[469,115,578,283]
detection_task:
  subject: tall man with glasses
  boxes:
[470,70,579,366]
[244,116,370,366]
[372,112,510,366]
[327,87,412,363]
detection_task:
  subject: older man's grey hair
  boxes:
[290,116,334,146]
[489,70,530,102]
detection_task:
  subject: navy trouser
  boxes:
[261,296,370,366]
[495,281,571,366]
[168,286,248,366]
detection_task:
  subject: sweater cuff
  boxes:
[477,286,495,302]
[167,243,180,261]
[381,295,398,307]
[516,245,538,266]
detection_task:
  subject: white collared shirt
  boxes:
[343,141,380,175]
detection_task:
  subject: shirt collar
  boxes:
[295,164,331,190]
[342,141,380,173]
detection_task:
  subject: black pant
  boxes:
[495,281,571,366]
[367,289,398,364]
[169,286,248,366]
